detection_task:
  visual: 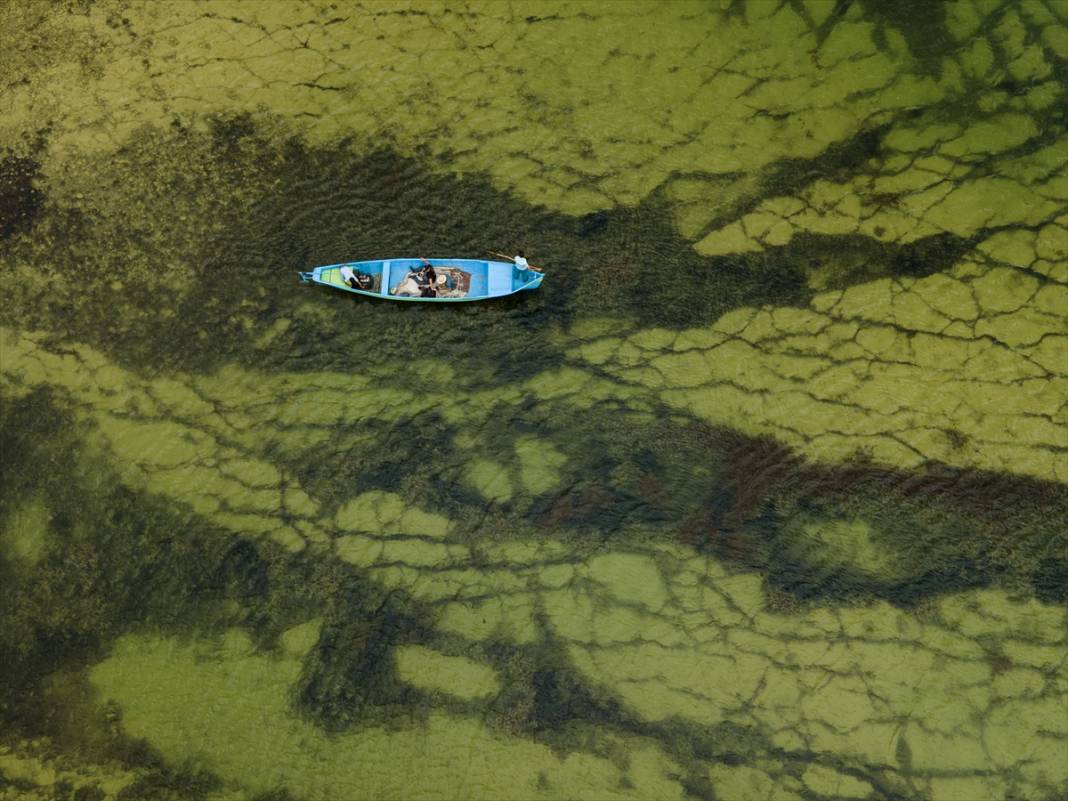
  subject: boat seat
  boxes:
[487,264,513,296]
[380,261,390,294]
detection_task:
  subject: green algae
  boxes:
[782,516,912,581]
[585,552,668,611]
[708,763,803,801]
[394,645,501,700]
[335,491,452,539]
[515,437,568,496]
[0,742,139,800]
[565,247,1068,481]
[279,619,322,658]
[436,594,540,646]
[801,764,873,798]
[1,0,1054,264]
[90,632,686,801]
[2,1,1068,799]
[12,308,1057,610]
[1,493,51,567]
[3,367,1066,798]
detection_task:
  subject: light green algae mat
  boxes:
[1,2,1066,801]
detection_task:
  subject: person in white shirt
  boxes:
[340,265,373,290]
[492,250,543,273]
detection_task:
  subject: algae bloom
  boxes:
[1,1,1065,800]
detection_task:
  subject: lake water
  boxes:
[1,1,1066,799]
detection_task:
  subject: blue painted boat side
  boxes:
[300,258,544,302]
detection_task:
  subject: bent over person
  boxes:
[340,265,373,290]
[491,250,544,273]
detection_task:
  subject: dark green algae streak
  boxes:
[1,1,1067,800]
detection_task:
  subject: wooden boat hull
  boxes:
[298,258,544,302]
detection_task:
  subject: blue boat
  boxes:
[298,258,544,302]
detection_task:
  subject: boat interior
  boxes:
[321,259,493,298]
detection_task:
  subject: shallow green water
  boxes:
[1,1,1066,800]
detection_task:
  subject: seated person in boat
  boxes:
[339,265,373,291]
[416,257,437,282]
[391,260,437,297]
[389,259,467,298]
[390,273,422,296]
[414,257,438,297]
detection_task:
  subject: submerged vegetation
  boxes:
[1,1,1066,800]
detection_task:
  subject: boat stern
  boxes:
[521,271,545,292]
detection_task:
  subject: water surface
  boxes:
[1,1,1066,800]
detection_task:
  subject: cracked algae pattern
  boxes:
[2,1,1068,801]
[566,232,1068,481]
[3,321,1067,800]
[4,0,1063,229]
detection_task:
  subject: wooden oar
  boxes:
[488,250,544,272]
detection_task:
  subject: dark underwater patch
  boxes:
[110,765,221,801]
[287,409,462,519]
[765,123,889,197]
[565,199,811,330]
[668,431,1068,607]
[497,409,1068,611]
[0,391,299,741]
[0,391,248,797]
[0,152,42,241]
[294,584,428,731]
[1032,557,1068,604]
[1,112,946,378]
[753,229,981,291]
[858,0,952,73]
